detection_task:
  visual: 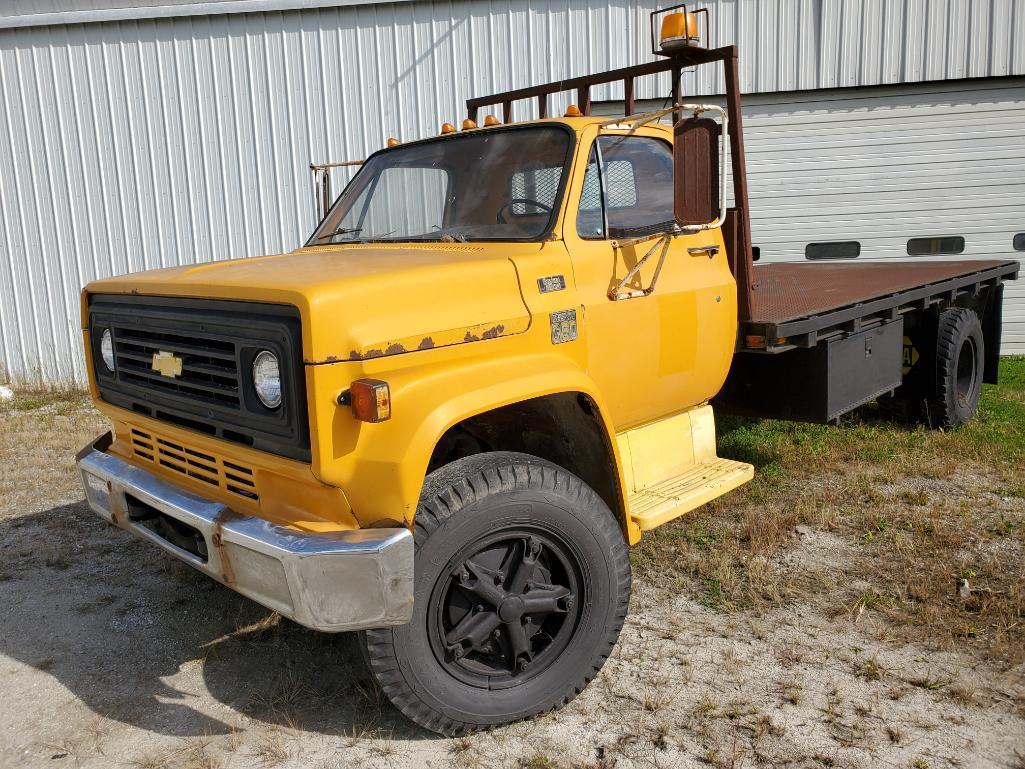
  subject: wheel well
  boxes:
[427,392,624,528]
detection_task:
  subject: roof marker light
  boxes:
[564,104,583,117]
[386,137,401,147]
[483,115,501,126]
[461,118,478,130]
[440,122,456,134]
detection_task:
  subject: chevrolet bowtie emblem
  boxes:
[151,351,183,378]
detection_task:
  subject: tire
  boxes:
[361,452,631,736]
[929,307,984,428]
[876,391,924,424]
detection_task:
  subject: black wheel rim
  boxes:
[427,526,584,690]
[955,337,977,406]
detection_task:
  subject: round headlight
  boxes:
[100,329,115,372]
[253,350,282,409]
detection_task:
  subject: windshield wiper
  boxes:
[314,227,363,242]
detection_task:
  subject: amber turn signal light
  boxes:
[339,379,391,422]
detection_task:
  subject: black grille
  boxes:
[88,295,310,461]
[113,327,242,407]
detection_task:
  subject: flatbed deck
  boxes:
[742,259,1019,350]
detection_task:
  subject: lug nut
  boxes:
[518,658,529,671]
[460,571,471,584]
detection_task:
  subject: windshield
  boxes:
[309,126,572,244]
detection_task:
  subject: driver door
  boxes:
[565,128,736,430]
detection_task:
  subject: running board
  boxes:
[616,405,754,533]
[627,458,753,531]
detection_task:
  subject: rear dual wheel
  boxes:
[361,452,631,736]
[931,307,985,427]
[880,307,984,428]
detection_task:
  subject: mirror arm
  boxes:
[608,233,674,301]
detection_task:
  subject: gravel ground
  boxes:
[1,400,1023,769]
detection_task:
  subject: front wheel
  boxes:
[361,452,631,736]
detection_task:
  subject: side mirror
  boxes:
[673,115,721,227]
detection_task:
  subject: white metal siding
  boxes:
[2,0,1025,382]
[616,78,1025,353]
[744,79,1025,354]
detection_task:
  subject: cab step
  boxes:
[627,457,753,531]
[616,404,754,534]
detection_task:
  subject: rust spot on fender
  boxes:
[418,337,435,350]
[481,324,505,339]
[385,343,407,355]
[463,331,480,342]
[348,350,363,361]
[363,348,384,359]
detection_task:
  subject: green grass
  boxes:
[636,357,1025,663]
[717,356,1025,478]
[0,386,89,414]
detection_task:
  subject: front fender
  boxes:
[306,347,630,535]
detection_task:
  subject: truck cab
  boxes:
[75,7,1017,738]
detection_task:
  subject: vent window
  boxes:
[907,236,965,256]
[805,241,860,260]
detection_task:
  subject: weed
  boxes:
[522,754,557,769]
[781,679,803,706]
[857,656,885,681]
[909,675,949,692]
[900,489,930,506]
[250,731,290,767]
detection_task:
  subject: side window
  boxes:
[358,167,448,237]
[906,236,965,256]
[576,136,674,239]
[806,241,861,260]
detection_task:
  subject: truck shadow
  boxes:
[0,500,434,741]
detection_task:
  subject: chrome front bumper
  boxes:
[76,434,413,632]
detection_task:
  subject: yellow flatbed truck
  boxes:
[76,7,1017,735]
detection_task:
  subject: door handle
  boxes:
[688,245,720,257]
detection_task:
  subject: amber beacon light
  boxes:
[651,4,707,54]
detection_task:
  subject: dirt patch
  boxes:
[1,396,1024,769]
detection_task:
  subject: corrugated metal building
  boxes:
[1,0,1023,383]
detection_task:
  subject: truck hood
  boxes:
[84,243,536,363]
